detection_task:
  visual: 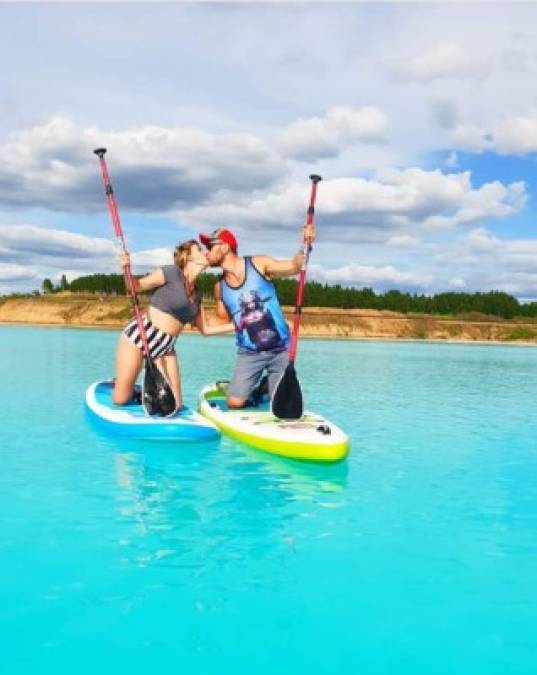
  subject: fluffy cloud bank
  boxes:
[493,110,537,155]
[0,117,287,213]
[310,262,432,291]
[0,224,179,274]
[432,103,537,156]
[0,263,40,283]
[395,43,488,82]
[174,169,526,242]
[279,106,388,161]
[0,111,530,230]
[3,221,537,299]
[0,224,117,285]
[0,225,114,262]
[0,224,178,292]
[0,112,389,214]
[429,227,537,297]
[0,222,433,294]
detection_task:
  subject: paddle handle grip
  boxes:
[288,175,322,362]
[306,174,322,226]
[94,148,151,359]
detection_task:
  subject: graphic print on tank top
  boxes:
[221,257,290,352]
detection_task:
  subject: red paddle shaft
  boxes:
[288,174,322,363]
[93,148,151,359]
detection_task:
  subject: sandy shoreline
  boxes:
[3,318,537,348]
[1,294,537,346]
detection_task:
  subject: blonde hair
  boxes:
[173,239,199,270]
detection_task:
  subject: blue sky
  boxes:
[1,2,537,298]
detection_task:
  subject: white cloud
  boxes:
[0,225,172,293]
[310,262,432,290]
[395,43,488,82]
[429,100,491,153]
[0,263,40,283]
[0,225,199,290]
[2,4,537,173]
[0,224,114,261]
[0,224,118,284]
[422,179,526,230]
[436,107,537,157]
[279,106,388,161]
[430,99,460,130]
[449,277,467,289]
[2,221,536,300]
[431,227,537,296]
[0,117,287,213]
[385,235,423,249]
[176,170,526,244]
[449,123,491,152]
[493,109,537,155]
[131,247,172,270]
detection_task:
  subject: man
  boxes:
[200,224,315,408]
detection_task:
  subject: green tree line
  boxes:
[40,272,537,320]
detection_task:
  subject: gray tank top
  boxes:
[150,265,201,324]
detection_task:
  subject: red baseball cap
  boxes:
[199,228,238,252]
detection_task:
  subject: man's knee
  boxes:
[227,395,247,409]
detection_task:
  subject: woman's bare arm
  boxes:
[118,252,165,292]
[193,306,235,336]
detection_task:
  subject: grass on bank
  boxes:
[505,326,537,341]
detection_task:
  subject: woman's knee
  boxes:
[113,386,134,405]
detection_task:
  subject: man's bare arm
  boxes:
[252,221,316,278]
[253,252,305,279]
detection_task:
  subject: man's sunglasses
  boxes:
[206,241,223,251]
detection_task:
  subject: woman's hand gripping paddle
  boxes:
[93,148,177,417]
[271,174,322,420]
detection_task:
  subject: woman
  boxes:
[114,239,233,409]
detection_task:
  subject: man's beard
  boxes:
[209,254,225,267]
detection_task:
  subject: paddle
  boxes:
[271,174,322,420]
[93,148,177,417]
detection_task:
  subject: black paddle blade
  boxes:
[271,362,303,420]
[142,359,177,417]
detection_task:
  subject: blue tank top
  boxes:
[220,257,290,353]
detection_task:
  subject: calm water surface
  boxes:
[1,325,536,674]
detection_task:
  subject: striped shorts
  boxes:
[123,315,177,359]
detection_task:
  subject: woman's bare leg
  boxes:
[155,351,183,409]
[113,334,143,405]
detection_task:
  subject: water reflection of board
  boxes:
[198,382,350,462]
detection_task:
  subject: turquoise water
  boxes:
[1,325,536,674]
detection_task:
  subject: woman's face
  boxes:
[189,243,208,269]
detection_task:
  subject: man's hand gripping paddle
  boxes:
[271,174,322,420]
[93,148,176,417]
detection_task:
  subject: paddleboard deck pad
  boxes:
[199,382,350,462]
[86,381,220,442]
